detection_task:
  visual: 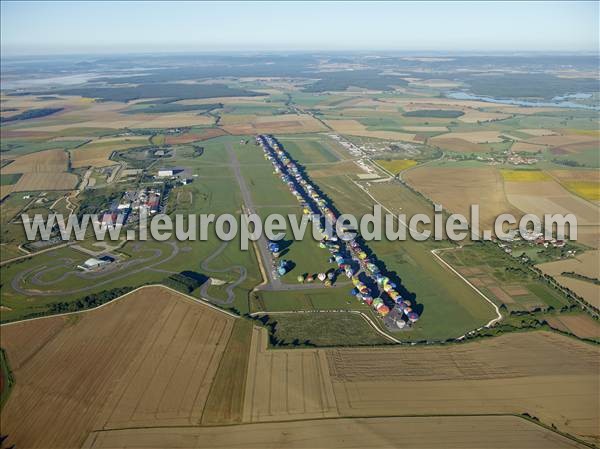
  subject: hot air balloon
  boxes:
[407,312,419,323]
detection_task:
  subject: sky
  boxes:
[1,1,598,55]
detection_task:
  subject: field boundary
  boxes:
[0,284,239,328]
[0,348,15,409]
[80,413,596,449]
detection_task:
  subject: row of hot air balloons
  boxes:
[297,271,335,287]
[257,135,419,326]
[342,220,421,325]
[258,135,336,230]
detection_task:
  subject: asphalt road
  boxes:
[199,241,247,305]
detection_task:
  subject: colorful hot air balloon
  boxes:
[407,312,419,323]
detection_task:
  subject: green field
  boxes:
[277,136,339,163]
[257,312,391,347]
[440,243,571,312]
[0,173,22,186]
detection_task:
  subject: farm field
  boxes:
[537,249,600,279]
[325,331,599,444]
[1,307,597,447]
[243,326,339,422]
[82,415,589,449]
[404,164,521,230]
[433,130,504,143]
[545,313,600,340]
[221,114,326,135]
[11,171,78,191]
[277,135,341,163]
[257,312,391,347]
[0,286,237,449]
[537,250,600,308]
[70,136,150,168]
[503,176,599,247]
[324,118,417,141]
[374,158,418,174]
[428,136,488,153]
[7,106,216,132]
[438,243,570,312]
[164,128,226,144]
[549,169,600,202]
[1,148,68,173]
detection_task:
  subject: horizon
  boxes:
[2,1,598,56]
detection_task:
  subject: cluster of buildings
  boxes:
[257,134,419,330]
[100,188,163,229]
[496,230,572,262]
[507,154,539,165]
[123,188,162,215]
[328,134,363,157]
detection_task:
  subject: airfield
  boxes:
[1,58,599,448]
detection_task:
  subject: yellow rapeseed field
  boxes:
[500,169,550,182]
[562,181,600,201]
[376,159,418,174]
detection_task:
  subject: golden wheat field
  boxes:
[324,119,416,141]
[1,294,597,448]
[0,286,237,449]
[1,148,68,173]
[222,114,326,135]
[82,415,589,449]
[404,165,521,229]
[70,137,150,168]
[11,171,79,191]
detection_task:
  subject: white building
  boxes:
[157,169,174,177]
[77,258,111,271]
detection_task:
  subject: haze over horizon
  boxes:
[1,1,598,56]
